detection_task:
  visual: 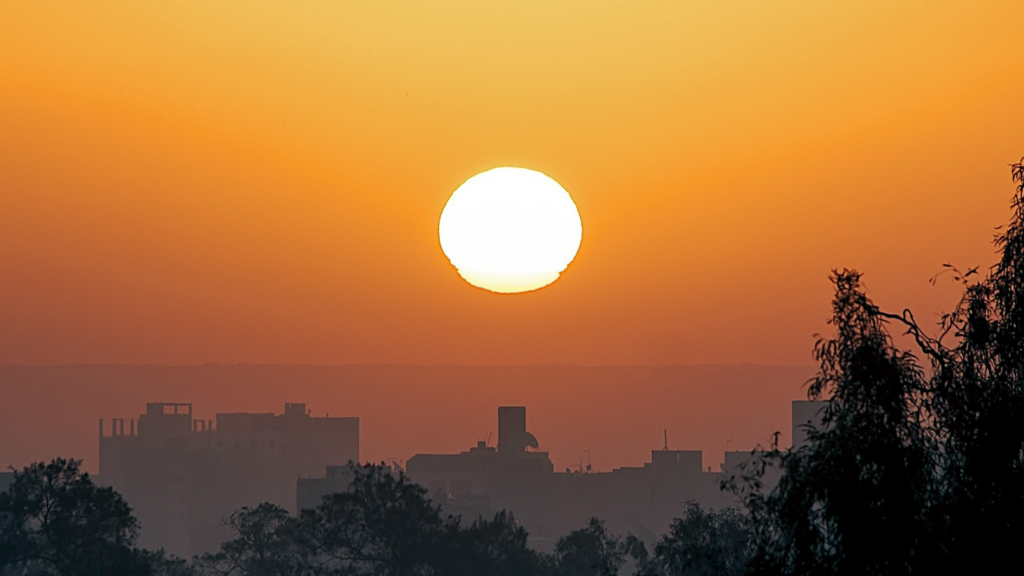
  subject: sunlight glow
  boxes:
[439,168,583,294]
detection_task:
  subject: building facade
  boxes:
[99,402,358,557]
[295,403,818,547]
[792,399,828,448]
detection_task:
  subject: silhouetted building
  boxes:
[792,400,828,448]
[100,402,358,557]
[396,407,728,547]
[0,471,13,493]
[721,449,782,494]
[296,400,817,549]
[297,464,356,511]
[722,450,755,473]
[497,406,539,453]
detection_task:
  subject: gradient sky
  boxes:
[2,1,1023,366]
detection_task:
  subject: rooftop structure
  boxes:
[100,402,358,557]
[398,407,729,546]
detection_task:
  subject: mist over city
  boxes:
[3,2,1024,575]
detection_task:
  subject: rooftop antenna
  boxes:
[583,449,592,473]
[663,429,669,451]
[485,432,492,446]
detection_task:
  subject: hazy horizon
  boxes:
[0,362,819,368]
[3,2,1022,570]
[0,363,813,476]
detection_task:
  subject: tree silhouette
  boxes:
[621,503,749,576]
[553,518,625,576]
[303,463,450,576]
[11,161,1024,574]
[734,270,935,575]
[199,464,551,576]
[905,158,1024,572]
[142,550,199,576]
[195,503,311,576]
[436,510,550,576]
[0,458,151,576]
[732,159,1024,575]
[652,502,749,576]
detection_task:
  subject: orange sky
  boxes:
[2,1,1023,366]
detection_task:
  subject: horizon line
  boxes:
[0,362,817,369]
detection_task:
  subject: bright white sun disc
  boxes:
[439,167,582,293]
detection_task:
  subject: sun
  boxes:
[439,167,583,294]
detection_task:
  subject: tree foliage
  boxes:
[439,510,550,576]
[308,464,447,575]
[195,503,310,576]
[652,503,749,576]
[0,458,152,576]
[553,518,625,576]
[7,160,1024,576]
[197,463,548,576]
[622,503,749,576]
[734,159,1024,575]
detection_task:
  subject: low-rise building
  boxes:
[404,407,729,546]
[298,400,821,547]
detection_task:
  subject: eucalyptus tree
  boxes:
[732,159,1024,575]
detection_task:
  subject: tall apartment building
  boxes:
[99,402,358,557]
[792,400,828,448]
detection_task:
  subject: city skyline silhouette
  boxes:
[2,2,1023,574]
